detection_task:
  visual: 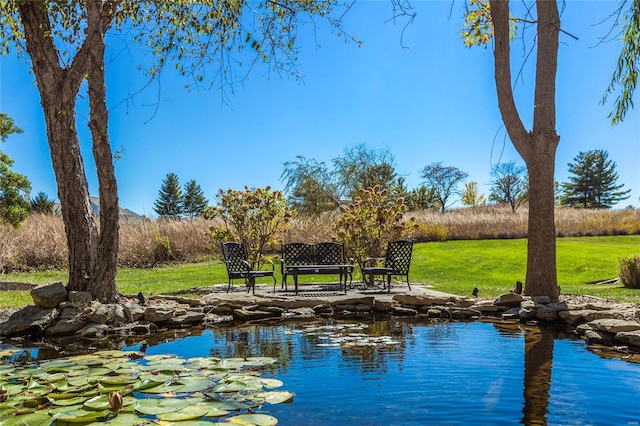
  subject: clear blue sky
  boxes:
[1,1,638,217]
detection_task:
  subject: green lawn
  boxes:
[1,235,639,307]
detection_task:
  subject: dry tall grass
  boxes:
[1,206,638,272]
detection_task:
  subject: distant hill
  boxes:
[54,197,143,220]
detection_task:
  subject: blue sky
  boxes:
[1,1,638,217]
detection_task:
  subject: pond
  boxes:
[4,318,640,425]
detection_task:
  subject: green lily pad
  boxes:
[86,412,144,425]
[227,413,278,425]
[176,378,214,392]
[52,407,108,423]
[48,395,92,406]
[0,411,52,426]
[157,405,210,421]
[135,382,185,394]
[134,398,189,415]
[212,381,247,393]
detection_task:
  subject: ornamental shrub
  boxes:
[619,254,640,289]
[206,186,292,267]
[334,185,416,271]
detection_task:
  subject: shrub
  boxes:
[334,186,416,269]
[619,254,640,289]
[206,186,292,267]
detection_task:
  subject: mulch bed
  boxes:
[0,282,36,292]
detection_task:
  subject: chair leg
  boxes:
[226,279,232,293]
[406,275,411,291]
[387,274,392,294]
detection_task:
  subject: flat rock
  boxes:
[45,307,88,336]
[0,306,60,336]
[77,323,109,339]
[585,329,616,346]
[559,309,618,326]
[615,331,640,347]
[31,282,67,308]
[588,319,640,333]
[393,294,448,307]
[391,306,418,317]
[494,293,523,307]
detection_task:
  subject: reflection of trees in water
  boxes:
[521,327,554,425]
[208,325,294,373]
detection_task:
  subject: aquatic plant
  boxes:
[0,348,292,425]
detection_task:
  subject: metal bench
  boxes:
[280,242,353,294]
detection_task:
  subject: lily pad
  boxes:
[86,412,144,425]
[227,413,278,425]
[255,391,295,404]
[0,411,52,426]
[52,407,109,423]
[157,405,210,421]
[134,398,189,415]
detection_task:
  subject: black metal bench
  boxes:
[280,242,353,294]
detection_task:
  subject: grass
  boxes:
[1,235,639,308]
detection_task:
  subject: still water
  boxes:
[125,319,640,425]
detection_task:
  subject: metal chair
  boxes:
[361,240,413,293]
[221,242,276,294]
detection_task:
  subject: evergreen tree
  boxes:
[183,179,209,217]
[154,173,183,218]
[560,149,630,209]
[30,191,56,215]
[0,113,30,227]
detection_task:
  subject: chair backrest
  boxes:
[221,242,248,274]
[282,243,315,265]
[315,242,344,265]
[384,240,413,274]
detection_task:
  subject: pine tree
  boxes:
[30,191,56,215]
[153,173,183,217]
[182,179,208,217]
[561,149,630,209]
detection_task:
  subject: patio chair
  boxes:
[221,242,276,294]
[361,240,413,293]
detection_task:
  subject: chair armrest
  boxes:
[363,257,383,267]
[261,258,275,271]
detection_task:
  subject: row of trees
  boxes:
[152,144,631,221]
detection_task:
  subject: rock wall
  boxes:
[2,283,640,354]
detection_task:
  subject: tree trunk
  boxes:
[19,2,98,294]
[18,1,120,302]
[490,0,560,299]
[87,1,120,303]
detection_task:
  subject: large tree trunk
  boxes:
[490,0,560,299]
[19,2,98,294]
[87,1,120,303]
[18,2,120,302]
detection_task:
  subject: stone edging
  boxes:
[1,283,640,352]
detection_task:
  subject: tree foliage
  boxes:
[183,179,209,218]
[404,185,439,211]
[489,161,528,212]
[207,186,291,268]
[29,191,56,215]
[334,185,415,271]
[0,113,30,228]
[420,162,468,213]
[154,173,183,218]
[603,0,640,124]
[333,143,398,201]
[560,149,630,209]
[281,156,338,215]
[461,181,487,207]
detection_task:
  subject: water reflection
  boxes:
[3,318,640,424]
